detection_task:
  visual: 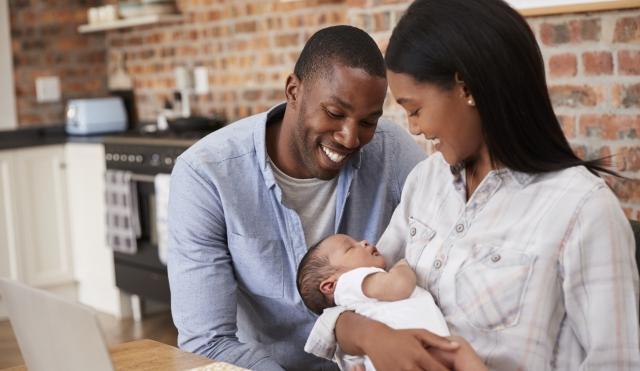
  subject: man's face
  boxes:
[323,234,387,270]
[289,64,387,180]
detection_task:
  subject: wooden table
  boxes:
[0,339,228,371]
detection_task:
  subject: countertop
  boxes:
[0,125,106,151]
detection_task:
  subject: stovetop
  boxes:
[103,127,218,174]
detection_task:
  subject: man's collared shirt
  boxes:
[167,103,426,371]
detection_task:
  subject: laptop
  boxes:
[0,278,114,371]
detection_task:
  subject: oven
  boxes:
[104,136,198,304]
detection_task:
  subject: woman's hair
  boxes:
[386,0,616,176]
[296,238,338,315]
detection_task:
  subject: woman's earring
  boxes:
[467,98,475,106]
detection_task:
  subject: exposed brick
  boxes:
[582,51,613,75]
[614,16,640,42]
[548,53,577,77]
[557,114,576,138]
[549,85,600,108]
[541,22,571,45]
[613,83,640,109]
[618,50,640,75]
[579,114,640,140]
[616,146,640,171]
[540,19,601,45]
[604,176,640,203]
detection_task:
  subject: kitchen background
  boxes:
[6,0,640,218]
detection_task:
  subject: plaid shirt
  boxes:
[305,152,640,370]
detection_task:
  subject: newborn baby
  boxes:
[296,234,449,370]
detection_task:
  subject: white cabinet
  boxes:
[0,145,75,319]
[11,145,74,287]
[65,143,131,317]
[0,151,17,281]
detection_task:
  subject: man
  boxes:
[168,25,426,371]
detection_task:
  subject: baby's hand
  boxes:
[431,336,488,371]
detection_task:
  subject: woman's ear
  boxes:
[454,72,475,106]
[319,275,338,296]
[285,73,301,108]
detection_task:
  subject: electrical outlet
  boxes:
[36,76,61,103]
[194,66,209,95]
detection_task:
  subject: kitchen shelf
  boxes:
[78,14,184,33]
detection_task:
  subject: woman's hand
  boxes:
[430,336,487,371]
[362,326,460,371]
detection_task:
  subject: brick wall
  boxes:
[8,0,639,218]
[8,0,108,127]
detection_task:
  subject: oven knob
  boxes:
[151,154,161,166]
[164,157,173,166]
[128,155,135,162]
[120,153,128,162]
[136,155,143,163]
[106,153,112,161]
[113,153,120,161]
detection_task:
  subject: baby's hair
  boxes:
[296,237,339,314]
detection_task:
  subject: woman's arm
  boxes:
[335,311,459,371]
[561,186,640,368]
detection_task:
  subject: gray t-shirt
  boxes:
[268,158,338,248]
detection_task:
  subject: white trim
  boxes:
[0,0,17,130]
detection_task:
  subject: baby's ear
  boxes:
[319,275,337,296]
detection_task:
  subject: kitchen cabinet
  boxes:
[65,143,132,317]
[0,145,74,319]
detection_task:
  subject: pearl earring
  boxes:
[467,99,475,106]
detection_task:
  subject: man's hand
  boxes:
[362,325,459,371]
[430,336,487,371]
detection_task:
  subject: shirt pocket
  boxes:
[228,232,284,298]
[405,216,437,269]
[454,246,534,331]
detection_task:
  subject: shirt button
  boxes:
[455,223,465,233]
[433,259,442,269]
[410,227,416,237]
[491,254,501,263]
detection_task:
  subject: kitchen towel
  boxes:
[154,173,171,265]
[105,170,141,254]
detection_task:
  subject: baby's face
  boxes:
[322,234,386,271]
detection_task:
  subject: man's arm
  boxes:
[168,158,284,371]
[561,186,640,369]
[362,259,416,301]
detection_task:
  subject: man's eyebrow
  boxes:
[328,95,353,111]
[328,96,382,118]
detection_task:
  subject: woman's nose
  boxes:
[408,118,422,136]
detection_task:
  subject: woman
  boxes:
[305,0,640,370]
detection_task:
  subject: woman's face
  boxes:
[387,71,485,166]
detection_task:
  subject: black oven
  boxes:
[104,137,197,304]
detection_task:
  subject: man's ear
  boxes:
[285,73,301,108]
[319,275,338,296]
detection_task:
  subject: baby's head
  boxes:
[296,234,386,314]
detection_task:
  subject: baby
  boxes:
[296,234,450,371]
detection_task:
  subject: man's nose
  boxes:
[334,120,360,149]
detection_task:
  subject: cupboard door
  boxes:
[12,145,73,287]
[0,151,17,280]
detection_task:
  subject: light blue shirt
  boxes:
[167,103,426,371]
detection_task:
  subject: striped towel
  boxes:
[105,170,141,254]
[154,173,171,265]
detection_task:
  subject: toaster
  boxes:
[65,97,127,135]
